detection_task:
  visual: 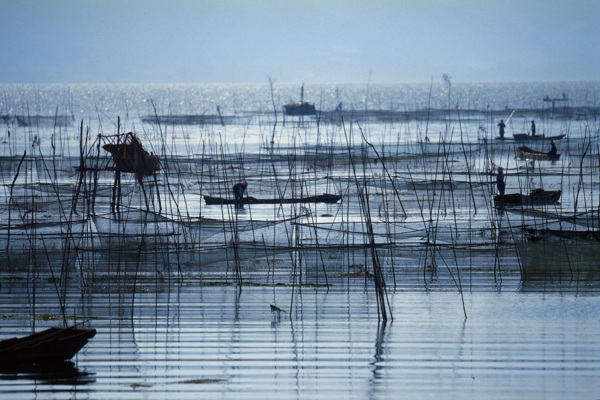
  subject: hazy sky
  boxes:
[1,0,598,84]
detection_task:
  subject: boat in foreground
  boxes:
[204,193,342,205]
[0,326,96,366]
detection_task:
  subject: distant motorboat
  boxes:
[517,146,560,161]
[283,101,316,116]
[283,83,317,116]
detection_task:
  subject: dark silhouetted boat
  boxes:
[512,133,566,141]
[282,84,316,116]
[494,189,561,208]
[0,326,96,366]
[204,193,341,205]
[517,146,560,161]
[283,101,316,116]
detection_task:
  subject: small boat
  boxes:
[512,133,566,141]
[283,101,316,116]
[204,193,342,205]
[494,189,561,207]
[0,326,96,366]
[517,146,560,161]
[517,228,600,278]
[283,84,317,116]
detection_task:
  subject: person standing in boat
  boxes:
[531,120,536,136]
[233,180,247,208]
[497,120,506,139]
[496,167,505,197]
[548,141,558,158]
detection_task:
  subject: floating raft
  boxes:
[204,193,342,205]
[0,326,96,366]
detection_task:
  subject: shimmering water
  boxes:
[1,82,600,398]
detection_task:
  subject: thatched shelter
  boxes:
[102,132,159,183]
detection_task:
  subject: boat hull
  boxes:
[512,133,566,141]
[0,326,96,366]
[494,189,561,207]
[203,194,342,205]
[517,146,560,161]
[283,101,316,116]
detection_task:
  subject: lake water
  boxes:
[1,81,599,399]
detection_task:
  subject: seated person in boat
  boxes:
[233,181,248,208]
[548,141,557,157]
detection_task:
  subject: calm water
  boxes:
[1,81,600,398]
[2,274,600,399]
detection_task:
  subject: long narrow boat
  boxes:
[494,189,561,208]
[0,326,96,366]
[517,146,560,161]
[204,193,342,205]
[512,133,566,141]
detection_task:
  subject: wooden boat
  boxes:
[204,193,342,205]
[0,326,96,366]
[512,133,566,141]
[517,228,600,278]
[517,146,560,161]
[494,189,561,207]
[283,101,316,116]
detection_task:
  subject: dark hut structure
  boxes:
[102,132,159,183]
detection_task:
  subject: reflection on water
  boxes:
[0,361,94,382]
[1,273,599,399]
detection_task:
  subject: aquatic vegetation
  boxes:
[1,82,600,398]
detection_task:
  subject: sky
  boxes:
[1,0,599,84]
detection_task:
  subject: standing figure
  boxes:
[548,141,557,158]
[233,181,248,208]
[496,167,505,197]
[497,120,506,139]
[531,120,536,136]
